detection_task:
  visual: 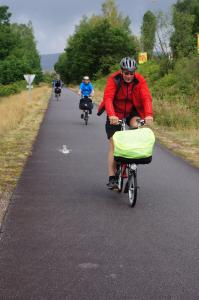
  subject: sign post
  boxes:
[23,74,35,100]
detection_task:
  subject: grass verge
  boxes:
[0,85,51,226]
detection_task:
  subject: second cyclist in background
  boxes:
[53,77,63,99]
[78,76,94,115]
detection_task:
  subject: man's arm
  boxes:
[89,83,94,96]
[78,83,83,96]
[139,79,153,124]
[103,76,117,117]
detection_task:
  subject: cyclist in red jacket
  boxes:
[98,57,153,189]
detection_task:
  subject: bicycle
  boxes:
[54,87,61,101]
[79,96,93,126]
[114,119,147,207]
[81,109,89,125]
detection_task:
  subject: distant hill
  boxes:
[40,53,61,71]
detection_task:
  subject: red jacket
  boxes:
[98,71,153,119]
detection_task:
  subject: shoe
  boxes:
[81,114,84,119]
[107,177,118,190]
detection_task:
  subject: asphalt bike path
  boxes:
[0,88,199,299]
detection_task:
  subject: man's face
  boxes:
[121,70,135,83]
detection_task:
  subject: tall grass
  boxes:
[0,85,50,137]
[153,98,198,129]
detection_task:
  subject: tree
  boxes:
[0,5,11,25]
[174,0,199,35]
[0,57,30,84]
[56,0,138,83]
[0,5,42,84]
[154,11,173,57]
[170,9,195,58]
[101,0,131,33]
[170,0,199,58]
[0,5,16,60]
[141,11,156,58]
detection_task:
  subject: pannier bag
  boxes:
[55,87,61,94]
[113,128,155,164]
[79,98,93,110]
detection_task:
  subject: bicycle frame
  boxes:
[115,118,145,207]
[80,95,93,125]
[83,109,89,125]
[54,88,61,101]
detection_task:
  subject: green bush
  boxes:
[0,81,26,96]
[93,77,108,91]
[42,72,56,85]
[152,73,177,98]
[137,60,160,84]
[173,55,199,95]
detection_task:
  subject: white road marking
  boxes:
[59,145,71,155]
[78,263,99,269]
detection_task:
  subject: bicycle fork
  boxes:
[124,164,137,193]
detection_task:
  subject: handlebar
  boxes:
[137,119,145,127]
[118,118,145,127]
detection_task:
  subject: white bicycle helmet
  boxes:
[83,76,90,80]
[120,57,137,72]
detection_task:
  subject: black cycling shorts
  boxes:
[105,108,140,139]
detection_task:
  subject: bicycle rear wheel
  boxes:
[128,170,137,207]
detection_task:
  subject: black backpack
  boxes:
[55,80,61,87]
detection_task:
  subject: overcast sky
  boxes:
[2,0,177,55]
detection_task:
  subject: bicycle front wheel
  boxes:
[128,171,137,207]
[84,111,89,125]
[117,165,123,193]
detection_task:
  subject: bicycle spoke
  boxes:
[128,170,137,207]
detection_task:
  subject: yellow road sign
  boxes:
[138,52,148,64]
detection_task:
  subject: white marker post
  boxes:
[23,74,35,100]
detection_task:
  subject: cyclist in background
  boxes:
[78,76,94,114]
[78,76,94,98]
[52,77,63,96]
[97,57,153,189]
